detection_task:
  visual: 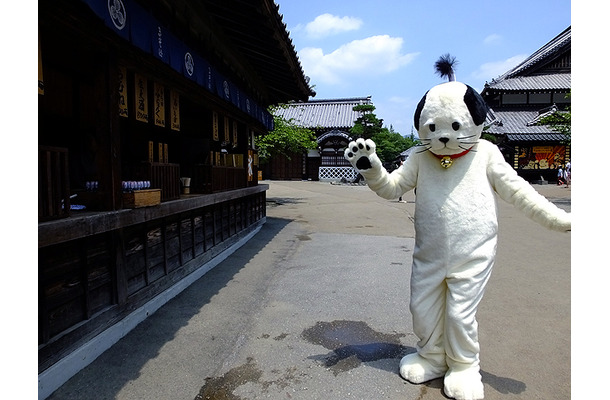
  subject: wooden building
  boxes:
[38,0,313,395]
[482,26,571,182]
[268,97,371,181]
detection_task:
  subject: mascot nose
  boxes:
[439,137,449,144]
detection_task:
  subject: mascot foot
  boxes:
[399,353,447,383]
[443,366,484,400]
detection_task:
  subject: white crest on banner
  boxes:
[223,81,230,100]
[156,26,163,58]
[108,0,126,30]
[184,52,194,76]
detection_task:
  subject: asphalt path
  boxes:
[46,180,571,400]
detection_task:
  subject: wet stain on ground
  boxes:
[194,357,262,400]
[195,356,309,400]
[266,197,304,207]
[273,332,289,340]
[302,320,410,375]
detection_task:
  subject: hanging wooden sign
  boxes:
[170,90,180,131]
[233,121,238,146]
[38,35,44,95]
[224,116,230,142]
[154,82,165,127]
[247,150,254,181]
[212,111,219,141]
[135,73,149,122]
[118,66,128,117]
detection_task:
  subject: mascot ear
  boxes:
[414,90,429,131]
[464,85,489,126]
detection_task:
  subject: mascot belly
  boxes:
[344,55,570,400]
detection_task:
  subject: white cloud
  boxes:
[483,34,502,45]
[305,13,363,39]
[299,35,419,85]
[472,54,528,82]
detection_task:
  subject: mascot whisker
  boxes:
[344,55,570,400]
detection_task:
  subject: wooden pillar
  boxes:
[93,56,122,210]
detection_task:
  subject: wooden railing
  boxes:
[39,188,268,371]
[39,146,70,221]
[192,165,246,194]
[140,162,180,201]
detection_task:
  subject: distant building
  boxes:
[270,97,372,181]
[482,26,571,182]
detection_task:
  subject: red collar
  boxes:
[431,147,473,169]
[431,147,472,160]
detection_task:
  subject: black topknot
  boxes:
[434,54,458,82]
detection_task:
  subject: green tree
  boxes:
[371,126,419,164]
[257,105,318,164]
[351,104,418,163]
[350,104,383,139]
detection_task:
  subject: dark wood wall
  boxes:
[39,191,266,372]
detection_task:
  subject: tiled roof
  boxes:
[485,26,570,92]
[273,97,372,130]
[487,74,570,91]
[485,109,567,142]
[494,26,570,81]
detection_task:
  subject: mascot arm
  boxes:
[488,148,571,232]
[344,138,417,200]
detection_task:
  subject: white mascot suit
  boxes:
[344,55,570,400]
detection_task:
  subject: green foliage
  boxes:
[481,132,498,144]
[371,127,419,163]
[537,107,571,145]
[351,104,418,163]
[350,104,383,139]
[257,105,318,164]
[536,92,571,145]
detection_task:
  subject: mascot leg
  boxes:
[400,258,449,383]
[442,256,494,400]
[401,253,493,400]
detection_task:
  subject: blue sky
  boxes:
[276,0,571,137]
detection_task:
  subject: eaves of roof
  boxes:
[485,109,567,142]
[505,133,567,141]
[494,26,571,81]
[160,0,315,105]
[274,97,372,130]
[485,73,570,92]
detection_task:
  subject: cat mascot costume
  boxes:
[344,55,570,400]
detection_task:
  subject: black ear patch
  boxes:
[464,85,489,126]
[413,90,429,131]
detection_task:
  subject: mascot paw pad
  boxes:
[344,138,376,170]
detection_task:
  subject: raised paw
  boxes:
[344,138,379,171]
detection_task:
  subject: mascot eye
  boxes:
[429,124,436,132]
[452,122,460,131]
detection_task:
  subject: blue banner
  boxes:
[80,0,274,130]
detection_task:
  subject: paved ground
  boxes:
[45,180,571,400]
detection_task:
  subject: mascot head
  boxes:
[414,55,489,159]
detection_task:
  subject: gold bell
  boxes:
[440,156,453,169]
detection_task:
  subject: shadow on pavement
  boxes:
[47,217,292,400]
